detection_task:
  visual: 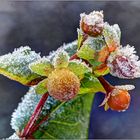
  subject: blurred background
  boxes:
[0,1,140,138]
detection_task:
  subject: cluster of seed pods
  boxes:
[74,11,139,112]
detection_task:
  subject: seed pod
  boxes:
[80,11,104,37]
[47,69,80,101]
[107,89,131,111]
[107,45,140,79]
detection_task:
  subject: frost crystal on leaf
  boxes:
[29,57,54,76]
[68,59,92,77]
[8,133,20,139]
[47,41,77,60]
[115,85,135,91]
[11,86,57,132]
[103,23,121,52]
[83,35,105,51]
[52,50,69,68]
[107,45,140,79]
[0,46,41,76]
[0,46,42,85]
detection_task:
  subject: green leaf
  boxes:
[83,36,106,51]
[77,29,83,49]
[103,23,121,48]
[53,51,69,68]
[29,57,54,76]
[94,67,110,77]
[68,60,91,78]
[35,78,48,94]
[0,46,43,85]
[77,45,95,60]
[79,73,106,94]
[88,59,102,69]
[104,103,109,111]
[33,93,95,139]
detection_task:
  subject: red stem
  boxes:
[70,53,79,60]
[20,92,49,138]
[98,76,114,93]
[27,115,49,137]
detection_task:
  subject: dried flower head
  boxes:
[80,11,104,37]
[107,45,140,79]
[47,68,80,101]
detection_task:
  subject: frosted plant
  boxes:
[0,10,139,139]
[107,45,140,78]
[8,133,19,139]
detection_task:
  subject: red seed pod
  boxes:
[107,89,131,111]
[80,11,104,37]
[47,69,80,101]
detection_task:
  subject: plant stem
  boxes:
[27,115,49,137]
[20,92,49,138]
[70,53,78,60]
[98,76,114,93]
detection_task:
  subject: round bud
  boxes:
[80,11,104,37]
[47,69,80,101]
[107,89,131,111]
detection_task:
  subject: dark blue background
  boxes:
[0,1,140,138]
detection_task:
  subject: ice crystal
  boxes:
[8,133,19,139]
[11,86,57,132]
[107,45,140,79]
[103,23,121,49]
[0,46,41,76]
[47,41,77,60]
[69,59,91,71]
[83,35,105,51]
[80,11,104,26]
[115,85,135,91]
[29,56,54,76]
[52,50,69,68]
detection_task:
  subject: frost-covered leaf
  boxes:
[62,41,78,57]
[68,60,91,78]
[103,23,121,52]
[79,73,105,94]
[83,36,106,51]
[8,133,19,139]
[0,46,42,85]
[53,51,69,68]
[11,87,94,139]
[77,45,95,60]
[35,78,48,94]
[11,87,59,132]
[48,41,77,61]
[77,29,84,49]
[29,57,54,76]
[33,93,94,139]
